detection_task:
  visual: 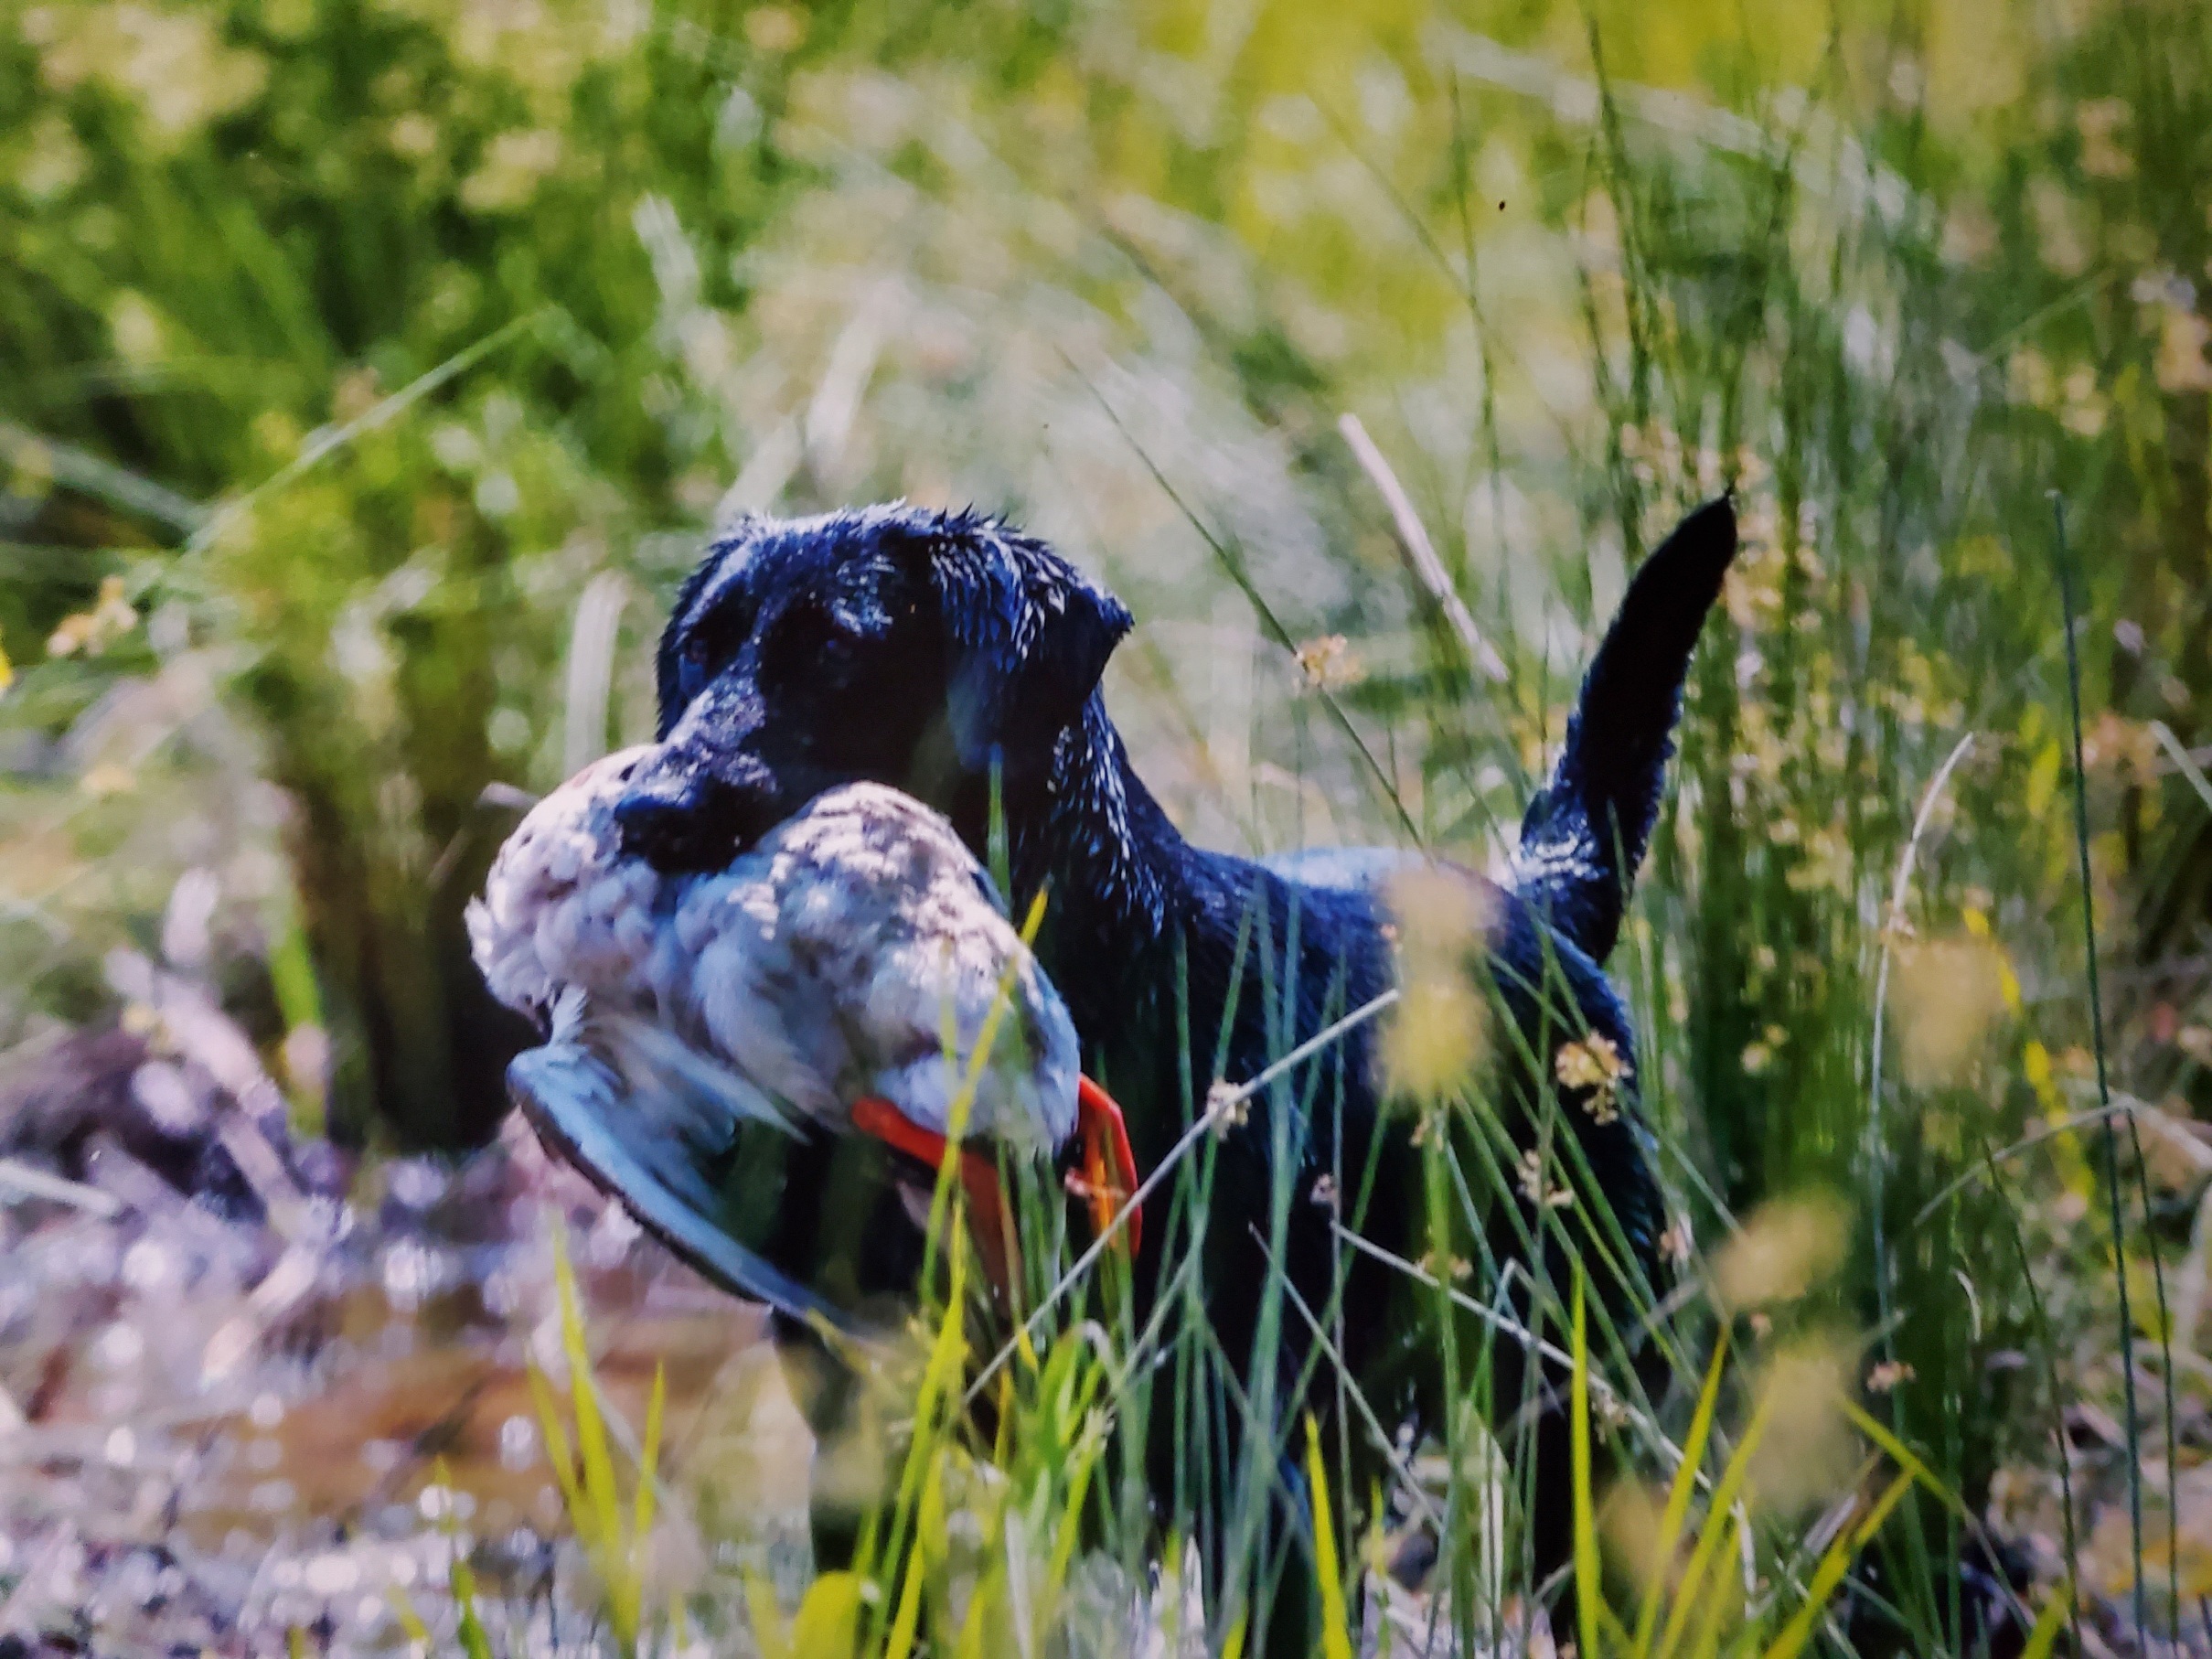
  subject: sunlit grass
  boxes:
[4,0,2207,1648]
[496,1183,1962,1656]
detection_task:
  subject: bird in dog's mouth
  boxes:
[465,747,1139,1333]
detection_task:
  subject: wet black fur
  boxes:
[618,497,1739,1634]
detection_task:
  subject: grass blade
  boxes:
[789,1572,862,1654]
[556,1241,626,1613]
[744,1570,792,1659]
[2152,719,2212,818]
[1303,1415,1356,1659]
[2052,495,2149,1636]
[1680,1506,1743,1659]
[1654,1383,1775,1659]
[2018,1581,2073,1659]
[1571,1270,1602,1659]
[1758,1471,1914,1659]
[634,1360,666,1577]
[1634,1327,1730,1655]
[449,1557,495,1659]
[527,1362,586,1524]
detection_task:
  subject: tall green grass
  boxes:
[6,0,2210,1646]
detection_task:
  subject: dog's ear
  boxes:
[919,514,1133,773]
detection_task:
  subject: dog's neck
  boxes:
[1010,696,1176,954]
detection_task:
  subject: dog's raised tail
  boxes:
[1511,495,1738,962]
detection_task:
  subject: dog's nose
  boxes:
[614,776,749,872]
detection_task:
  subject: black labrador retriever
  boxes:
[614,496,1737,1637]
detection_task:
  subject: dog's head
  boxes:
[614,504,1133,872]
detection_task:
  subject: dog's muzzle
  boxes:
[613,766,781,872]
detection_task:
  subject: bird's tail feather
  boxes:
[1510,496,1738,961]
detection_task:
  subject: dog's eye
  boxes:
[671,630,725,710]
[766,597,854,676]
[667,592,758,710]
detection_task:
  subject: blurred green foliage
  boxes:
[2,0,807,1140]
[4,0,2212,1637]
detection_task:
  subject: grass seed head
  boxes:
[1894,935,2007,1088]
[1714,1192,1849,1313]
[1747,1336,1854,1513]
[1380,865,1493,1101]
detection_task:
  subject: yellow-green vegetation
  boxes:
[5,0,2211,1650]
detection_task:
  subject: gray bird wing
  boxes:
[507,1036,865,1340]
